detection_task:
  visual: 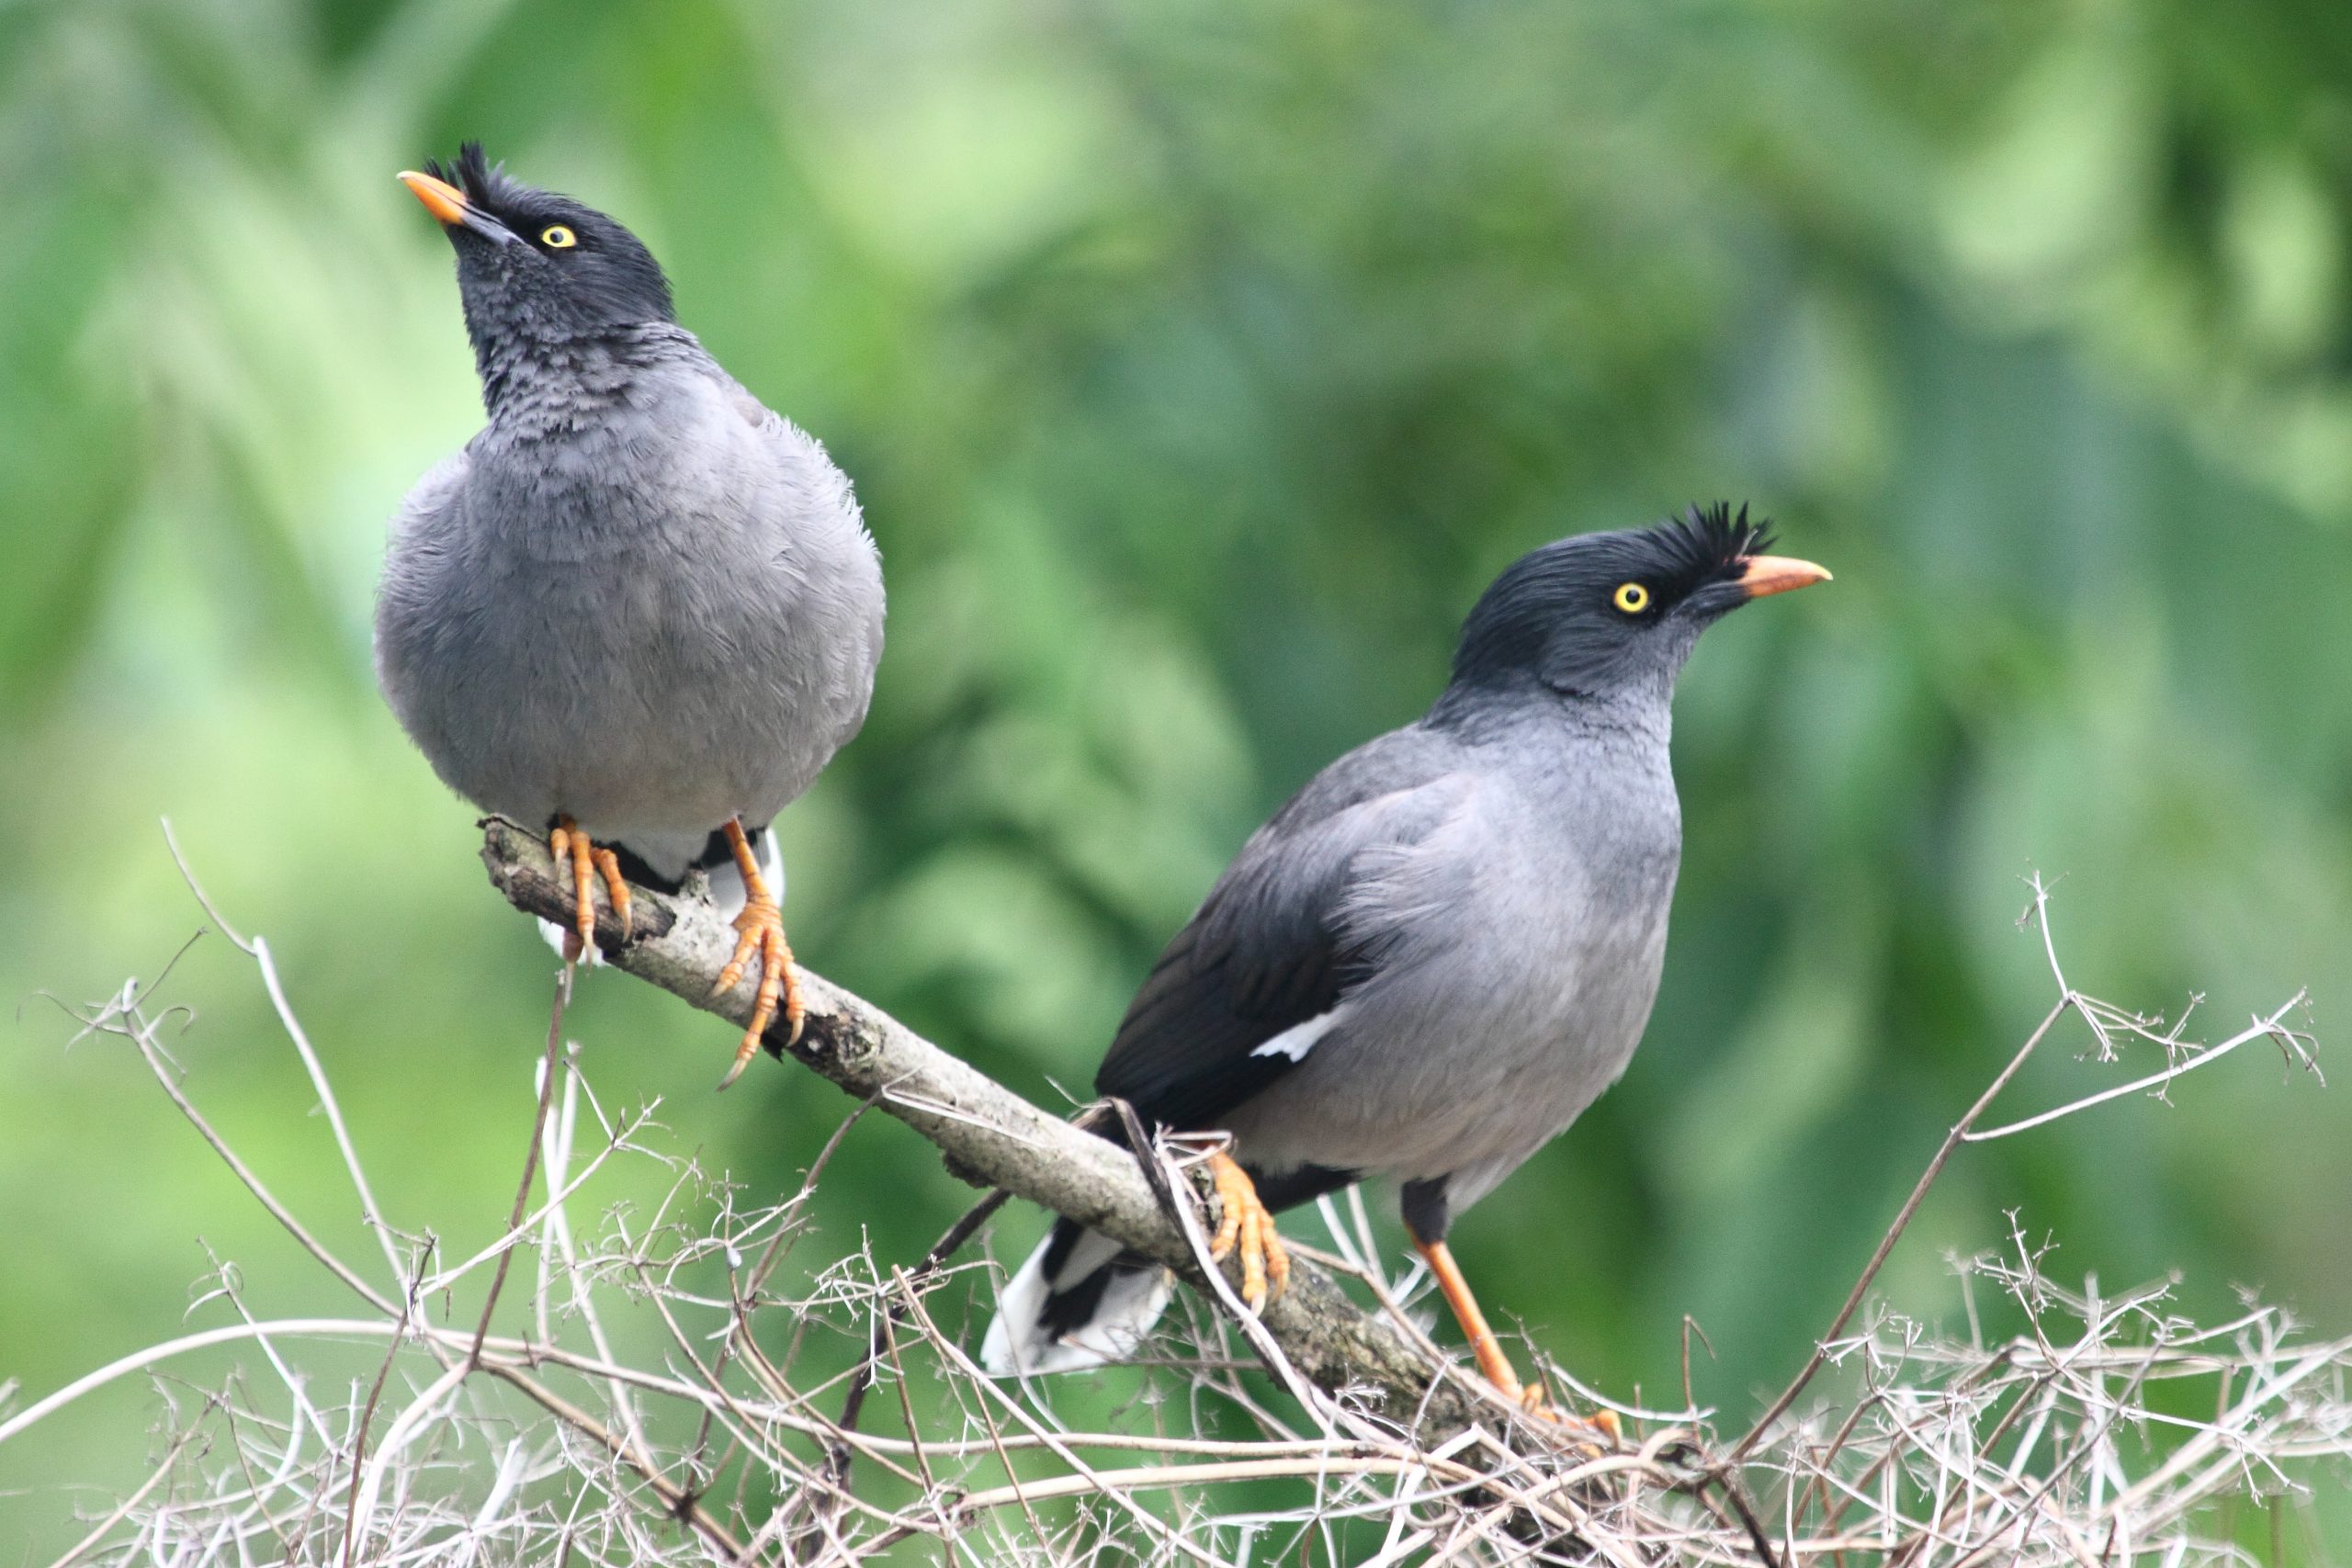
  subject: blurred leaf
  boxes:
[5,1,2350,1557]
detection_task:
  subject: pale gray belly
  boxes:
[381,497,876,839]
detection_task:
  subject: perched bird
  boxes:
[983,506,1827,1401]
[376,145,883,1085]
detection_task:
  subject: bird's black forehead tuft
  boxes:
[1639,502,1775,585]
[1521,500,1776,605]
[424,141,551,221]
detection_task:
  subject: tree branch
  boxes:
[478,817,1518,1443]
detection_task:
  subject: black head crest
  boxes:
[424,141,535,219]
[1646,502,1774,582]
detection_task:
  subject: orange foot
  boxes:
[548,817,632,959]
[1520,1390,1622,1444]
[712,817,802,1089]
[1413,1235,1618,1443]
[1205,1150,1290,1312]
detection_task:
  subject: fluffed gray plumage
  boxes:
[984,506,1827,1391]
[375,145,882,1077]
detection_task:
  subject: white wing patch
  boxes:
[1250,1009,1341,1064]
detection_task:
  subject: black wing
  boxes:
[1095,725,1469,1131]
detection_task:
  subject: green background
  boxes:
[4,0,2348,1555]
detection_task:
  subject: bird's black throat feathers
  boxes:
[421,143,678,416]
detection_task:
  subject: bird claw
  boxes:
[1413,1233,1615,1440]
[713,899,798,1088]
[711,817,799,1089]
[1204,1149,1288,1312]
[548,818,632,955]
[1515,1384,1622,1445]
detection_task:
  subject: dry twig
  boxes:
[1,844,2340,1565]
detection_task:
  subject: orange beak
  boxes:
[1736,555,1833,598]
[398,169,471,227]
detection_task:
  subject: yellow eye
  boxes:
[1613,581,1650,614]
[540,224,577,249]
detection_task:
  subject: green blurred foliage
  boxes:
[3,0,2349,1553]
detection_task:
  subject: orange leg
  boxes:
[1412,1236,1619,1438]
[548,817,633,958]
[712,817,800,1089]
[1415,1236,1528,1400]
[1205,1150,1290,1311]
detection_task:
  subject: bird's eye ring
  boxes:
[540,224,578,249]
[1613,582,1650,614]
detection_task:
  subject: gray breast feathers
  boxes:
[372,363,883,842]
